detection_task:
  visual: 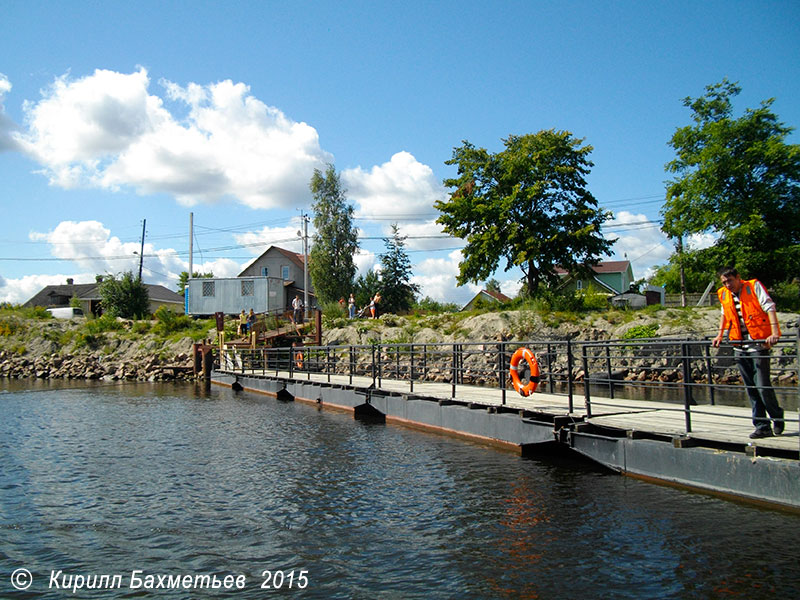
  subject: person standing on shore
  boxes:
[711,267,784,439]
[292,294,304,324]
[247,308,257,335]
[348,293,356,319]
[369,292,381,319]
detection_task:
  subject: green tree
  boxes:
[485,278,502,293]
[436,131,614,297]
[99,271,150,318]
[413,296,459,313]
[177,271,214,296]
[648,251,717,293]
[353,269,381,313]
[308,165,360,304]
[662,79,800,287]
[378,225,420,314]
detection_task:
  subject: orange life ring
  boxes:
[509,347,540,397]
[294,351,304,369]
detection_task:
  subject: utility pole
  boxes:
[138,219,146,281]
[188,212,193,282]
[676,234,687,307]
[302,212,310,319]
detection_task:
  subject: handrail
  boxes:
[215,333,800,451]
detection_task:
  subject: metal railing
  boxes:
[216,333,800,451]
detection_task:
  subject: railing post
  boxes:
[796,330,800,454]
[546,342,553,393]
[349,345,354,386]
[704,342,715,405]
[499,342,506,406]
[410,344,415,393]
[582,344,591,418]
[326,347,331,383]
[371,344,376,388]
[451,343,457,398]
[377,343,382,387]
[395,345,400,381]
[567,340,574,413]
[681,342,693,433]
[605,343,615,399]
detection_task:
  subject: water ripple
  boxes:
[1,381,799,599]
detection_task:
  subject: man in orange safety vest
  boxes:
[712,267,784,439]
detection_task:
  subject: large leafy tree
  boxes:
[378,225,420,314]
[436,131,614,296]
[662,79,800,286]
[308,165,360,304]
[99,271,150,318]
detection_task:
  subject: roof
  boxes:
[238,245,305,277]
[24,281,184,307]
[482,289,511,303]
[555,260,632,275]
[145,284,185,303]
[461,288,512,311]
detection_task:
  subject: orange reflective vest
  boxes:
[717,279,773,341]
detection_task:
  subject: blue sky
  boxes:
[1,0,798,306]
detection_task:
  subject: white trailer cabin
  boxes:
[185,276,287,317]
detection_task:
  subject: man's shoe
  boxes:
[773,409,785,435]
[749,428,774,439]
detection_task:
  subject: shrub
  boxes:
[322,300,347,317]
[84,314,124,334]
[0,317,21,336]
[152,306,195,335]
[132,321,152,334]
[577,285,609,311]
[622,323,660,340]
[74,332,102,349]
[0,305,51,320]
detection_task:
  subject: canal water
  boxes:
[1,380,798,599]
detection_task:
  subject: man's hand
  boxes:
[764,333,780,349]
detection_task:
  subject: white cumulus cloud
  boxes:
[343,151,446,221]
[411,249,475,305]
[13,69,331,207]
[25,220,246,293]
[233,220,306,257]
[605,211,672,280]
[0,73,20,152]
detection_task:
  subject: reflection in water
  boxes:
[1,381,799,599]
[490,479,551,599]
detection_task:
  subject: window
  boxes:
[241,280,254,296]
[261,267,268,277]
[576,280,583,290]
[202,281,215,297]
[281,265,290,280]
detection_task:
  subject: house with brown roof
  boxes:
[555,260,634,295]
[461,288,512,311]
